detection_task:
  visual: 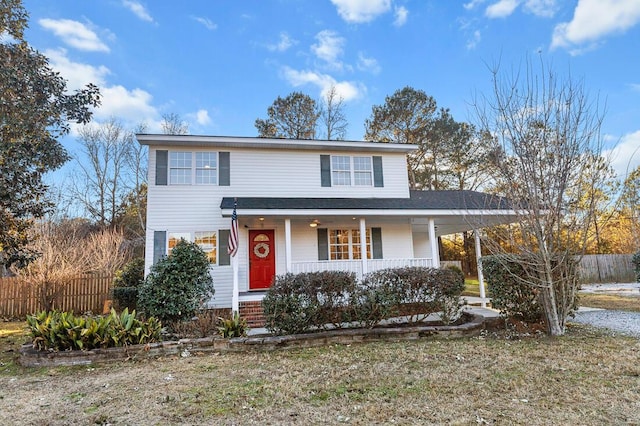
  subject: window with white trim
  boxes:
[331,155,372,186]
[169,151,219,185]
[328,229,371,260]
[195,152,217,184]
[168,231,218,264]
[169,152,192,184]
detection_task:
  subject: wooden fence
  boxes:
[0,275,114,319]
[577,254,636,284]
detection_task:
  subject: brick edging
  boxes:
[19,313,488,367]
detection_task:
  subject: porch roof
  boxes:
[221,190,513,211]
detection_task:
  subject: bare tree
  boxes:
[70,118,134,228]
[160,112,189,135]
[320,85,348,140]
[473,57,612,336]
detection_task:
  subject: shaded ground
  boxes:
[1,321,639,425]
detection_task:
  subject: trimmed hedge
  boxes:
[482,254,579,323]
[27,308,162,351]
[633,251,640,282]
[262,271,357,335]
[262,267,465,335]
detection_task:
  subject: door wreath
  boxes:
[253,242,270,258]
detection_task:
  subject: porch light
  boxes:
[259,217,265,221]
[309,219,320,228]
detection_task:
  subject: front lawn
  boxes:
[1,321,638,425]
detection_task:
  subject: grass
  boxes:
[1,320,639,425]
[462,278,481,297]
[578,293,640,312]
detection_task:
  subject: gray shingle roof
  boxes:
[220,190,513,211]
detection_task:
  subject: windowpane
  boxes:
[353,156,372,186]
[195,152,217,184]
[329,229,350,260]
[195,231,217,264]
[169,152,192,184]
[168,232,191,254]
[332,156,351,186]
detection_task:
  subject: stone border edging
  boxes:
[19,313,489,367]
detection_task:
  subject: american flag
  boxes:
[228,200,238,257]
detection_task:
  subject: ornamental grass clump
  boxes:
[26,308,162,351]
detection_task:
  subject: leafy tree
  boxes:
[620,165,640,250]
[365,86,453,189]
[320,85,348,140]
[0,0,100,273]
[473,58,611,336]
[138,239,214,325]
[255,91,320,139]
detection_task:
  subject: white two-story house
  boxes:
[139,134,517,323]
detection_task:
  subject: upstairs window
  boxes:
[331,155,372,186]
[169,152,192,184]
[196,152,218,184]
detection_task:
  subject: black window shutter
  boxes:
[320,155,331,187]
[156,150,168,185]
[153,231,166,264]
[317,228,328,260]
[219,152,230,186]
[371,227,383,259]
[373,156,384,187]
[219,229,230,265]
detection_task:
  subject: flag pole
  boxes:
[229,198,240,315]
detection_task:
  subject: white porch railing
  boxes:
[290,258,434,281]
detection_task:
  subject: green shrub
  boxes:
[354,267,465,326]
[262,271,357,335]
[26,308,162,351]
[633,251,640,282]
[137,239,214,325]
[218,312,249,338]
[112,258,145,311]
[482,254,580,324]
[351,272,401,328]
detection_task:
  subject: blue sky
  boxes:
[20,0,640,180]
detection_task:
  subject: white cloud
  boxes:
[523,0,557,17]
[604,130,640,180]
[122,1,154,23]
[39,19,109,52]
[281,66,363,102]
[44,48,110,90]
[357,52,381,74]
[466,30,482,49]
[394,6,409,27]
[311,30,345,70]
[195,109,211,126]
[485,0,520,18]
[192,16,217,30]
[45,48,157,125]
[464,0,486,10]
[630,83,640,92]
[330,0,392,23]
[551,0,640,51]
[267,32,296,52]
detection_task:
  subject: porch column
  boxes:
[285,218,292,273]
[359,218,368,275]
[474,229,486,307]
[428,218,440,268]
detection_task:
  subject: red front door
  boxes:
[249,230,276,290]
